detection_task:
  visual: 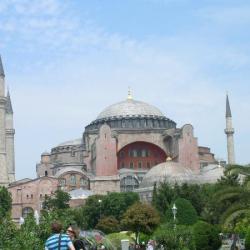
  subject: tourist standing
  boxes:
[45,221,75,250]
[67,225,86,250]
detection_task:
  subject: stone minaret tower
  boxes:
[6,90,15,182]
[224,94,235,164]
[0,55,9,186]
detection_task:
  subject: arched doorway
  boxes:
[22,207,33,218]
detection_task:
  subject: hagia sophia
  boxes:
[0,56,236,222]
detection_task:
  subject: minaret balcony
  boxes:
[224,128,234,134]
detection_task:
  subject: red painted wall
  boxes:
[118,141,167,170]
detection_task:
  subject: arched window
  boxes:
[120,162,125,169]
[130,162,134,169]
[59,178,66,187]
[120,176,139,192]
[70,175,76,185]
[132,149,137,157]
[22,207,33,218]
[80,178,88,187]
[138,162,142,169]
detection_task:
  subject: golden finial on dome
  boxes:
[166,156,172,161]
[127,86,133,100]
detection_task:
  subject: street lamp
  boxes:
[98,199,102,219]
[172,203,177,228]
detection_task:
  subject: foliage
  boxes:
[152,182,206,217]
[102,192,139,220]
[0,186,12,219]
[152,182,176,217]
[96,216,120,234]
[107,232,134,250]
[77,192,139,229]
[245,228,250,250]
[121,202,160,243]
[14,214,43,250]
[153,223,195,250]
[166,198,198,225]
[217,172,240,187]
[0,215,17,250]
[43,189,71,210]
[79,194,105,229]
[193,221,221,250]
[235,213,250,235]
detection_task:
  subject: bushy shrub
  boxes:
[166,198,198,225]
[96,216,120,234]
[153,223,195,250]
[245,228,250,250]
[193,221,221,250]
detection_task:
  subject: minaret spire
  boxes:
[6,89,13,114]
[224,94,235,164]
[226,94,232,117]
[0,55,5,77]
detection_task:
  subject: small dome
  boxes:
[140,161,196,188]
[57,138,82,147]
[97,99,165,120]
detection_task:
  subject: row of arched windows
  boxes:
[120,161,159,169]
[59,176,88,187]
[119,149,150,158]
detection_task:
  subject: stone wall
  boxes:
[178,124,200,172]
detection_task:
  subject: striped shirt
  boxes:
[45,233,73,250]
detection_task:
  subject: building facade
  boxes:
[36,92,217,194]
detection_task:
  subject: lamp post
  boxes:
[98,199,102,220]
[172,203,177,229]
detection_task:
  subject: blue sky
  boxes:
[0,0,249,180]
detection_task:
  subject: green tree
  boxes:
[77,192,139,229]
[166,198,198,225]
[80,194,105,229]
[0,215,17,249]
[193,221,221,250]
[43,189,71,210]
[245,227,250,250]
[0,186,12,219]
[152,181,176,216]
[102,192,139,220]
[153,223,195,250]
[96,216,120,234]
[121,202,160,243]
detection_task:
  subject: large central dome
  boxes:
[97,99,165,120]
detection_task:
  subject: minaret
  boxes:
[5,90,15,182]
[224,94,235,164]
[0,55,9,186]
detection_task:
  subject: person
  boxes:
[146,240,154,250]
[45,221,75,250]
[67,225,86,250]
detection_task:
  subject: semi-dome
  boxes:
[97,99,165,120]
[140,161,196,188]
